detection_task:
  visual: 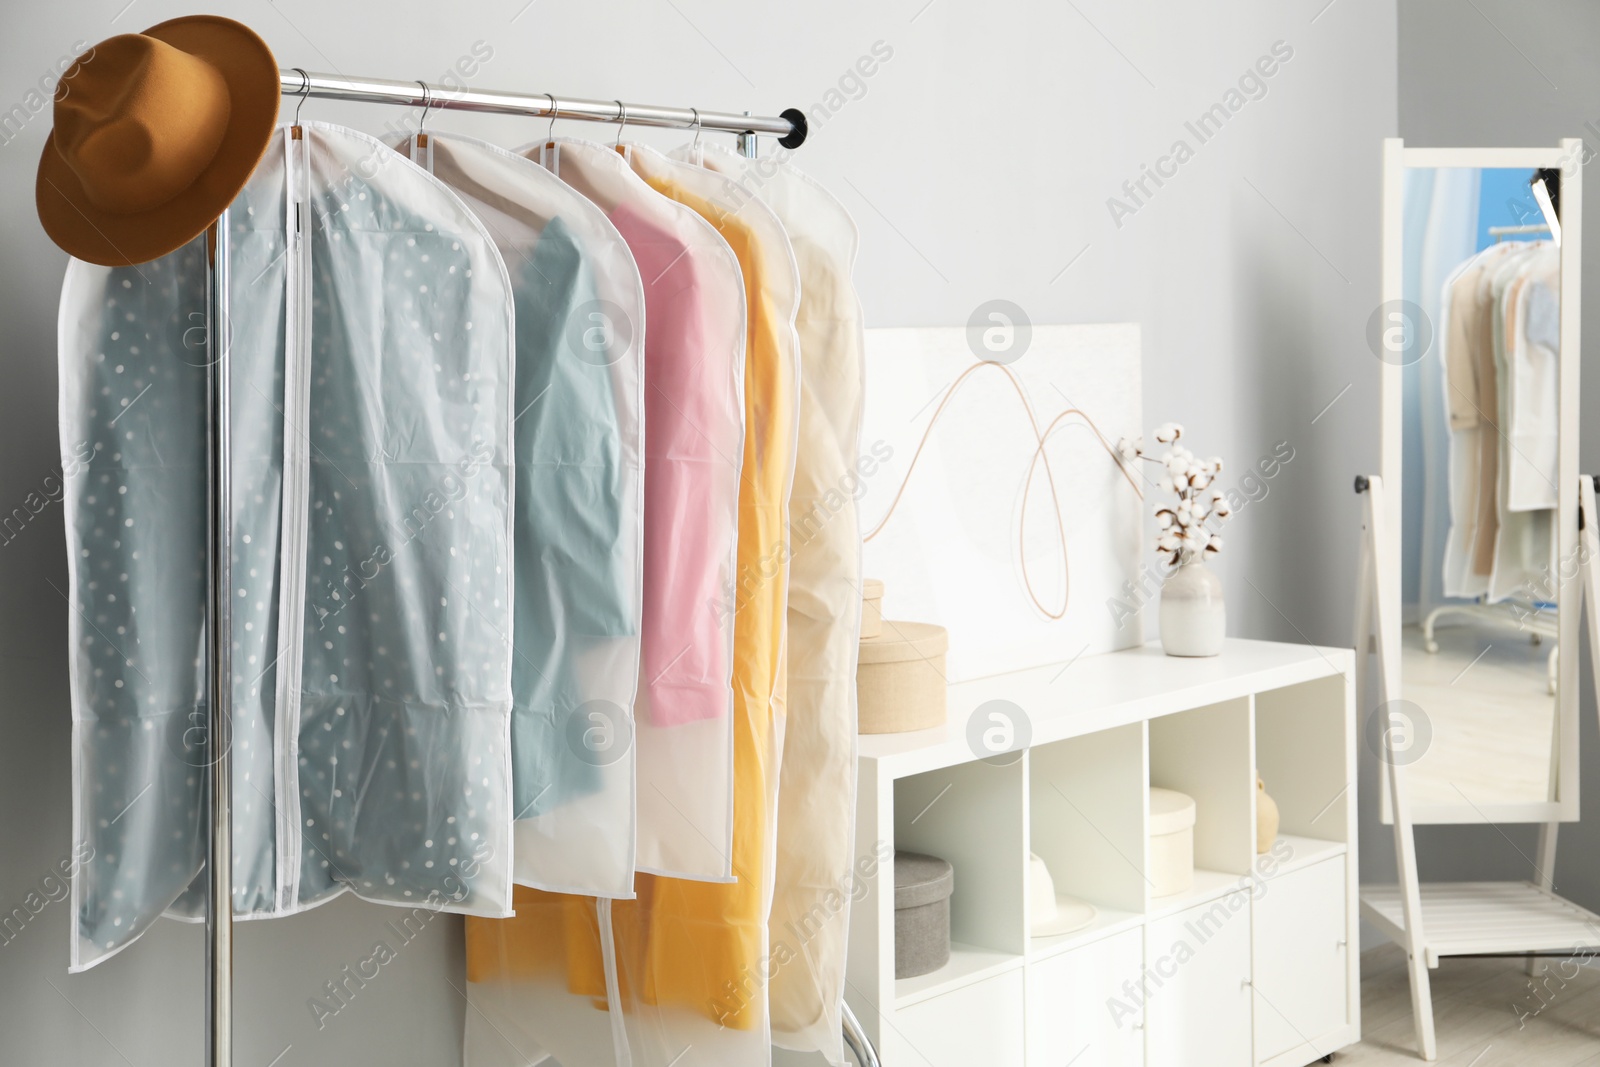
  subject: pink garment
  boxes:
[610,200,745,727]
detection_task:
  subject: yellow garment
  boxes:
[684,144,865,1060]
[464,151,798,1042]
[615,153,797,1031]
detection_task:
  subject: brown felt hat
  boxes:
[36,16,279,267]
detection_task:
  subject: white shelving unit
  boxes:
[845,638,1359,1067]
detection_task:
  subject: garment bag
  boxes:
[1440,241,1525,599]
[60,122,520,967]
[462,136,742,1067]
[276,122,516,918]
[678,142,866,1063]
[1487,243,1558,601]
[385,130,645,900]
[614,141,801,1066]
[59,151,290,970]
[1503,247,1561,515]
[530,136,742,882]
[466,142,799,1067]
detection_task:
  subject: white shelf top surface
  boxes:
[860,637,1352,777]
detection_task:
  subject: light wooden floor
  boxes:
[1399,620,1556,809]
[1347,944,1600,1063]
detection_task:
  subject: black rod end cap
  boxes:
[778,107,808,149]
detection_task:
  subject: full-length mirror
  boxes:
[1381,140,1583,824]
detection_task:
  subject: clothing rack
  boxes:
[194,72,850,1067]
[1489,222,1552,240]
[277,70,808,147]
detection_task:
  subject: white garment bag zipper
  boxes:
[274,125,315,912]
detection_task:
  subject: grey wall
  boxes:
[0,1,1395,1064]
[1380,0,1600,911]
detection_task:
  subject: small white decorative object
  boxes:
[1117,422,1230,657]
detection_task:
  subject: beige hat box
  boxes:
[860,578,885,638]
[857,580,949,734]
[1148,786,1197,897]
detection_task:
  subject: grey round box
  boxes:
[894,851,955,979]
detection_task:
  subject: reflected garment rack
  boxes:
[192,72,870,1067]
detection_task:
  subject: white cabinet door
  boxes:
[1253,856,1349,1060]
[887,971,1027,1067]
[1026,927,1145,1067]
[1144,890,1253,1067]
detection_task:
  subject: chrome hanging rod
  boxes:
[278,69,808,148]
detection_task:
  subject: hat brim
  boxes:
[36,16,279,267]
[1030,894,1098,938]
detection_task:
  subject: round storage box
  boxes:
[894,851,954,979]
[857,621,948,734]
[861,578,885,639]
[1149,786,1197,897]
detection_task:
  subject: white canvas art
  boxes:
[859,324,1144,682]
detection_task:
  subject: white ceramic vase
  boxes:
[1159,559,1225,657]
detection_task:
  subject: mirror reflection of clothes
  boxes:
[1437,239,1559,603]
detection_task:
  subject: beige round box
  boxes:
[860,578,885,639]
[1148,786,1197,897]
[857,621,948,734]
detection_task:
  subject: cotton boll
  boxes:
[1155,510,1174,529]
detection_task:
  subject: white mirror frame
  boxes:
[1379,137,1584,824]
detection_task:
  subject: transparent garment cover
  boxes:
[60,150,292,971]
[282,123,516,918]
[527,137,742,883]
[384,130,645,899]
[681,143,866,1064]
[1487,244,1558,601]
[465,144,800,1067]
[60,124,519,972]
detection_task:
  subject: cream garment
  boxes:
[1467,243,1544,584]
[678,142,866,1065]
[1440,242,1534,598]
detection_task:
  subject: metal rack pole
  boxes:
[204,210,235,1067]
[278,70,807,148]
[737,109,758,158]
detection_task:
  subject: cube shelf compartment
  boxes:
[845,638,1358,1067]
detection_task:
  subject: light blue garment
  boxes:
[59,123,518,971]
[60,152,290,969]
[388,131,644,899]
[279,123,516,916]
